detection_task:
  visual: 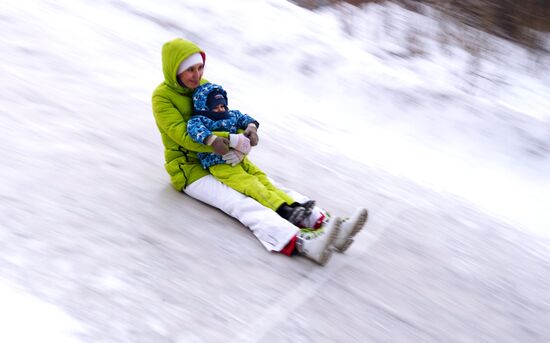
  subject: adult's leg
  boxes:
[184,175,298,252]
[186,175,342,265]
[270,178,369,252]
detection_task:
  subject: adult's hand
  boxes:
[243,123,259,146]
[229,134,251,154]
[209,135,230,155]
[222,150,245,166]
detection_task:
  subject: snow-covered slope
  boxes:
[3,0,548,235]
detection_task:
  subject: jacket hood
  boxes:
[161,38,205,92]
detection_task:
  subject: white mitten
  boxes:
[222,150,245,166]
[229,134,251,154]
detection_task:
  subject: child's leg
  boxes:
[267,176,327,229]
[209,163,286,211]
[240,158,296,206]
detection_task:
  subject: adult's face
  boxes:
[178,63,204,90]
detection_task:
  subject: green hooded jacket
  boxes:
[151,38,229,190]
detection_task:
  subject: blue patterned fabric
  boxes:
[188,83,257,169]
[192,83,226,112]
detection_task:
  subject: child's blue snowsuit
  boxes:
[187,83,294,211]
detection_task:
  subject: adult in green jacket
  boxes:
[151,38,367,266]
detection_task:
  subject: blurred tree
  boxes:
[289,0,550,50]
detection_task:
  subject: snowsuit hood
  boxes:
[162,38,206,92]
[192,83,231,121]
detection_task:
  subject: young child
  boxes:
[187,83,314,226]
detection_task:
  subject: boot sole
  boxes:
[336,208,369,253]
[316,217,342,266]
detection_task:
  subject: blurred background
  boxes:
[1,0,549,342]
[295,0,550,49]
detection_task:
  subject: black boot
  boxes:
[290,200,316,217]
[301,200,316,216]
[277,204,307,226]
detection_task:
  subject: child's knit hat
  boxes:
[206,89,228,110]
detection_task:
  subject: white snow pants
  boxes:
[184,175,307,252]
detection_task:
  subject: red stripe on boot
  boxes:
[279,235,297,256]
[313,212,326,229]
